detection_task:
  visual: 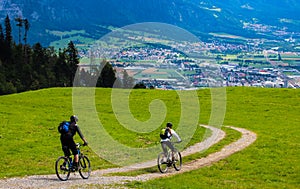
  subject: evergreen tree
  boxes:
[0,58,5,94]
[122,70,135,88]
[23,19,30,45]
[0,24,4,42]
[0,17,121,94]
[55,49,69,87]
[15,17,23,44]
[4,15,12,47]
[65,41,79,86]
[44,46,58,87]
[20,48,33,89]
[113,77,123,88]
[0,24,5,61]
[2,15,13,63]
[31,44,57,89]
[134,82,146,89]
[96,60,116,88]
[77,68,89,86]
[12,44,25,91]
[278,53,282,61]
[31,43,45,89]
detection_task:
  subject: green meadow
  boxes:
[0,87,299,188]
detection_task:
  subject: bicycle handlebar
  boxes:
[76,142,88,147]
[171,140,182,144]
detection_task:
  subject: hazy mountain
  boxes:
[0,0,299,46]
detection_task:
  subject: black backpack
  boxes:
[58,121,70,134]
[160,128,171,139]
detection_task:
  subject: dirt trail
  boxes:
[0,125,257,189]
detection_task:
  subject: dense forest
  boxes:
[0,15,138,95]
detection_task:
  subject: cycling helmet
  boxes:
[166,122,173,128]
[70,115,78,122]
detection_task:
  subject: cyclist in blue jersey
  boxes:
[60,115,88,171]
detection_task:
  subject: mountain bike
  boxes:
[157,142,182,173]
[55,143,91,181]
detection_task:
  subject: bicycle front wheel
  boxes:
[55,156,71,181]
[173,151,182,171]
[79,155,91,179]
[157,152,169,173]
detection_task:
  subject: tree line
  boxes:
[0,15,139,95]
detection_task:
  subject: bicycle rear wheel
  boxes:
[79,155,91,179]
[157,152,169,173]
[55,156,71,181]
[173,151,182,171]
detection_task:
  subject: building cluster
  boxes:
[219,65,299,88]
[111,60,300,90]
[82,38,300,90]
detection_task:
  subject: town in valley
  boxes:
[78,29,300,90]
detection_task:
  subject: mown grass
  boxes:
[0,87,210,178]
[126,87,300,189]
[106,127,241,177]
[0,87,299,189]
[0,88,113,178]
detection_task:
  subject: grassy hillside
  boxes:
[0,88,111,177]
[0,87,299,188]
[128,88,300,189]
[0,87,211,177]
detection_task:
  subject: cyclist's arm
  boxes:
[76,125,88,144]
[171,129,181,142]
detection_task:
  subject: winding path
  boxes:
[0,125,257,189]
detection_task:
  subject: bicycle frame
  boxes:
[157,141,182,173]
[55,143,91,181]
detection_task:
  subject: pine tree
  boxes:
[55,49,70,87]
[15,17,23,44]
[65,41,79,86]
[4,15,12,47]
[23,19,30,45]
[0,24,5,61]
[122,70,135,88]
[0,25,4,42]
[96,60,117,88]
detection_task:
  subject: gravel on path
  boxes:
[0,125,256,189]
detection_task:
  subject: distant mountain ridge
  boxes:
[0,0,299,46]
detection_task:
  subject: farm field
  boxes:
[0,87,299,188]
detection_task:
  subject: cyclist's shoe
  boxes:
[167,158,172,163]
[72,165,78,172]
[160,159,166,164]
[60,165,66,171]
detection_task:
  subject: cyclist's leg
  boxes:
[69,139,79,170]
[161,142,168,155]
[61,136,71,156]
[161,141,170,162]
[61,139,71,169]
[62,146,71,157]
[165,141,175,160]
[165,141,175,151]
